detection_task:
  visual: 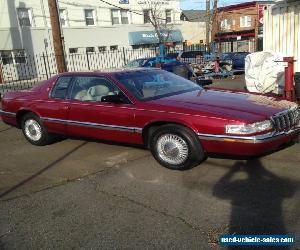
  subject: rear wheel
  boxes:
[149,125,206,170]
[21,113,53,146]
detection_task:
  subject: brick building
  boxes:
[212,1,274,53]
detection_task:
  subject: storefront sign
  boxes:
[128,30,183,45]
[138,0,171,5]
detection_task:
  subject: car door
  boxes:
[38,75,73,134]
[66,75,140,144]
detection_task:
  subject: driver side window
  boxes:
[71,76,119,102]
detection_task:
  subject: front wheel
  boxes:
[149,125,206,170]
[21,113,53,146]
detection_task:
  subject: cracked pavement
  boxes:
[0,117,300,249]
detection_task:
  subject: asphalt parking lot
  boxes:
[1,124,300,249]
[1,78,300,249]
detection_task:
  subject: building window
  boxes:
[98,46,106,52]
[110,45,118,51]
[86,47,95,53]
[220,19,232,30]
[59,9,68,27]
[69,48,78,53]
[240,16,252,28]
[0,50,26,65]
[111,10,120,25]
[165,10,172,23]
[121,10,129,24]
[17,8,32,27]
[13,50,26,64]
[84,9,95,26]
[143,10,150,24]
[0,51,13,65]
[111,9,129,25]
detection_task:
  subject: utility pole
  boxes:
[48,0,66,73]
[211,0,218,53]
[205,0,210,50]
[0,63,4,84]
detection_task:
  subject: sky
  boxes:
[180,0,254,10]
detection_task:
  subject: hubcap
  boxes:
[24,119,42,141]
[156,134,189,165]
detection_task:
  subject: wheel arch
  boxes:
[16,109,39,128]
[142,120,198,148]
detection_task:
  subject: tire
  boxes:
[21,113,53,146]
[149,124,206,170]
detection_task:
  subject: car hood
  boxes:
[148,89,296,122]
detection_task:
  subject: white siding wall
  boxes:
[264,2,300,72]
[180,21,206,44]
[0,0,182,54]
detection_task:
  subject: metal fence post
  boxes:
[42,53,49,79]
[122,47,127,65]
[86,51,90,70]
[45,51,51,77]
[0,60,4,84]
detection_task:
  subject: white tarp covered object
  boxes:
[245,51,285,94]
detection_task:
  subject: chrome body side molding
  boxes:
[197,127,300,144]
[41,117,143,133]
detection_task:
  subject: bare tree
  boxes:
[143,1,175,45]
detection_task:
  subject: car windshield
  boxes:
[125,59,147,68]
[114,69,201,101]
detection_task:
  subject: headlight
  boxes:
[225,120,273,135]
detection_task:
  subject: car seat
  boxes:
[87,85,112,101]
[74,90,93,101]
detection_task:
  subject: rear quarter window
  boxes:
[51,76,73,99]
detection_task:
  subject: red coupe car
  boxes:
[1,68,299,170]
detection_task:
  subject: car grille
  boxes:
[271,107,300,131]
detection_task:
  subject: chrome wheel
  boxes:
[156,134,189,165]
[24,119,42,141]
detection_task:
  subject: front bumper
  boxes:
[198,127,300,156]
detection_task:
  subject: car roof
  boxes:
[131,57,150,60]
[130,57,155,61]
[58,67,160,77]
[97,67,160,74]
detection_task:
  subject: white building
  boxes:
[180,10,207,45]
[0,0,183,59]
[263,0,300,72]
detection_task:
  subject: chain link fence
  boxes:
[0,47,158,94]
[0,45,209,95]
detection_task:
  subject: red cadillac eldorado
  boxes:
[1,68,299,170]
